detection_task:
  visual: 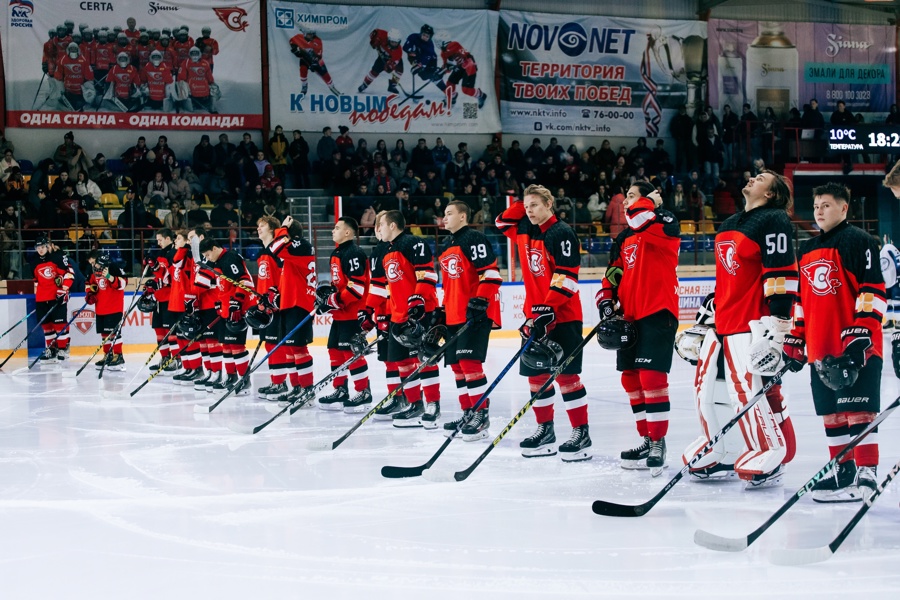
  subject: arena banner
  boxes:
[498,10,707,136]
[267,2,501,133]
[708,19,895,118]
[2,0,262,130]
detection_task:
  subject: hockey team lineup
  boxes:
[8,169,900,578]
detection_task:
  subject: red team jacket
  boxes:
[438,226,502,327]
[714,207,798,336]
[366,231,438,323]
[598,198,680,321]
[496,201,582,323]
[107,64,139,99]
[269,228,317,312]
[177,59,213,97]
[87,267,126,316]
[329,241,370,322]
[792,220,885,361]
[54,54,93,94]
[34,251,75,302]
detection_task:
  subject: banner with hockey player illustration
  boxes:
[1,0,263,130]
[707,19,895,118]
[499,10,707,136]
[267,2,501,133]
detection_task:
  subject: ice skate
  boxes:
[357,82,368,93]
[421,401,441,429]
[392,400,424,428]
[743,464,785,490]
[559,424,592,462]
[620,436,651,470]
[520,422,556,457]
[646,438,667,477]
[343,387,373,414]
[855,466,878,501]
[373,395,407,421]
[105,354,125,372]
[318,383,348,411]
[461,409,490,442]
[263,382,288,401]
[688,463,737,482]
[443,409,473,438]
[811,461,861,503]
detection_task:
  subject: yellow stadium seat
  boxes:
[101,193,121,207]
[47,174,58,189]
[107,209,124,226]
[87,210,107,227]
[680,222,696,234]
[700,221,716,235]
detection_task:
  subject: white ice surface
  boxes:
[1,339,899,599]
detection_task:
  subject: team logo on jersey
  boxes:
[622,243,638,269]
[526,248,546,277]
[258,260,269,279]
[440,253,463,279]
[73,309,96,335]
[38,265,55,279]
[172,268,181,283]
[331,262,341,284]
[801,258,842,295]
[97,278,108,290]
[716,240,740,276]
[385,259,403,282]
[214,7,249,32]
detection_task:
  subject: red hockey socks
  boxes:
[557,374,587,428]
[621,369,647,438]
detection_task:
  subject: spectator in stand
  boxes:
[587,186,608,221]
[596,139,617,172]
[456,182,477,210]
[321,150,347,191]
[738,103,758,159]
[1,206,22,279]
[408,138,435,177]
[544,137,565,164]
[719,104,739,170]
[1,149,20,184]
[317,127,338,169]
[186,196,209,227]
[253,150,271,178]
[562,153,580,179]
[260,165,281,191]
[49,171,71,200]
[192,134,216,192]
[335,126,354,158]
[374,139,388,160]
[886,104,900,125]
[506,140,524,177]
[54,131,92,180]
[605,185,627,237]
[0,129,14,157]
[120,136,148,170]
[369,165,396,195]
[760,106,779,162]
[501,168,519,196]
[523,137,544,171]
[168,168,191,204]
[214,133,237,170]
[151,135,175,167]
[423,168,444,196]
[354,138,371,167]
[391,139,409,164]
[669,181,687,219]
[432,137,452,179]
[573,198,592,235]
[268,184,288,209]
[688,183,705,221]
[210,196,240,243]
[697,112,724,194]
[481,136,505,164]
[238,132,259,162]
[628,137,653,166]
[555,187,573,215]
[145,171,169,208]
[74,171,101,208]
[457,141,471,165]
[182,165,204,197]
[208,168,229,198]
[802,97,826,137]
[398,166,419,191]
[444,151,468,194]
[132,150,157,192]
[333,168,357,198]
[371,151,388,176]
[37,187,59,230]
[163,201,185,231]
[482,168,501,197]
[262,197,288,223]
[89,154,116,195]
[522,168,539,189]
[751,157,765,177]
[268,125,289,183]
[58,184,87,227]
[360,204,376,235]
[541,154,562,188]
[289,130,311,189]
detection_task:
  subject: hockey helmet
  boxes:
[420,24,434,38]
[226,315,249,333]
[596,317,637,351]
[175,29,188,42]
[113,26,123,35]
[434,31,451,49]
[520,338,564,371]
[79,22,89,33]
[97,30,108,43]
[159,34,170,47]
[161,28,172,37]
[71,32,82,44]
[149,29,160,40]
[137,292,157,314]
[392,319,425,349]
[83,30,93,42]
[67,42,80,59]
[64,19,75,33]
[177,313,203,337]
[201,26,211,37]
[149,50,163,67]
[303,26,316,38]
[418,325,447,362]
[138,26,147,33]
[189,46,202,61]
[349,332,376,357]
[93,253,111,274]
[56,25,67,38]
[35,235,51,249]
[49,30,57,40]
[244,304,273,330]
[814,354,859,391]
[139,32,149,44]
[117,32,129,46]
[387,29,402,45]
[116,52,130,67]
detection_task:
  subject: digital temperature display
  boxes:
[827,125,900,153]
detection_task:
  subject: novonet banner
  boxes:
[1,0,263,130]
[267,2,500,133]
[499,10,707,136]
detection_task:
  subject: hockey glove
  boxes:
[840,326,872,368]
[597,298,617,322]
[466,297,490,324]
[228,298,244,324]
[892,331,900,379]
[407,294,426,322]
[519,304,555,341]
[376,314,390,332]
[265,286,280,311]
[782,334,806,373]
[674,325,709,365]
[357,307,376,333]
[143,256,157,269]
[85,291,98,306]
[747,316,792,376]
[56,287,69,302]
[184,297,197,316]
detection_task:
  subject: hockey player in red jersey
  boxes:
[268,216,318,404]
[188,227,225,392]
[783,183,885,502]
[85,252,127,371]
[496,184,591,461]
[167,231,203,386]
[134,32,154,69]
[43,30,59,76]
[53,42,94,111]
[171,27,195,69]
[358,210,441,427]
[358,28,404,95]
[597,182,680,476]
[33,236,75,363]
[436,201,502,438]
[176,47,217,113]
[106,52,141,111]
[434,32,487,109]
[141,51,175,111]
[145,229,178,375]
[682,170,798,489]
[316,217,373,412]
[289,26,341,97]
[365,211,395,403]
[196,27,219,71]
[250,217,289,400]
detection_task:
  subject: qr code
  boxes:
[463,103,478,119]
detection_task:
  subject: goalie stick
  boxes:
[591,363,791,517]
[380,335,533,479]
[769,457,900,566]
[694,396,900,552]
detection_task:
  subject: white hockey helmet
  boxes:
[387,29,402,44]
[67,42,80,59]
[189,46,201,61]
[116,52,130,67]
[434,31,451,49]
[150,50,163,67]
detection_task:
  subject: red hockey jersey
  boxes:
[329,241,370,322]
[54,54,93,94]
[152,245,176,303]
[141,62,174,101]
[439,226,502,327]
[34,251,75,302]
[366,231,438,323]
[290,34,324,64]
[270,228,317,312]
[255,247,282,296]
[107,64,139,99]
[441,41,477,76]
[177,58,213,97]
[368,240,392,318]
[370,29,403,70]
[87,266,126,316]
[194,249,254,319]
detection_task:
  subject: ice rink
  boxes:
[1,337,899,599]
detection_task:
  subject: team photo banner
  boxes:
[708,19,895,118]
[2,0,263,130]
[498,10,707,136]
[267,2,501,133]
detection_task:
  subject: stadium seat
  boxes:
[107,209,124,226]
[680,222,696,234]
[87,210,107,227]
[700,220,716,235]
[100,193,121,208]
[17,159,34,174]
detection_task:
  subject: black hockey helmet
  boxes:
[226,315,248,333]
[520,338,564,371]
[392,319,425,349]
[421,24,434,37]
[814,354,859,391]
[35,235,51,248]
[597,317,637,351]
[177,313,202,337]
[93,253,110,273]
[137,292,157,314]
[418,325,447,362]
[244,304,273,330]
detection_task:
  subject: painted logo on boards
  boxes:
[73,308,96,334]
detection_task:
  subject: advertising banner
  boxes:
[267,2,501,133]
[2,0,263,130]
[498,10,707,136]
[708,19,895,118]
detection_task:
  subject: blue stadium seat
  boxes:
[17,159,34,174]
[106,159,127,175]
[243,245,263,261]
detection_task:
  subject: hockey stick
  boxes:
[239,335,382,435]
[769,457,900,566]
[316,320,474,451]
[194,311,315,414]
[199,337,265,414]
[695,396,900,552]
[31,73,47,110]
[130,317,221,397]
[449,325,599,483]
[27,300,89,370]
[591,363,791,517]
[381,334,533,479]
[135,315,186,375]
[95,265,152,379]
[398,71,436,107]
[0,297,65,370]
[0,309,37,341]
[396,80,422,103]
